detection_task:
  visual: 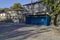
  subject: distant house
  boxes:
[0,8,26,22]
[5,9,26,23]
[23,1,50,15]
[0,9,7,21]
[5,9,22,18]
[0,12,7,21]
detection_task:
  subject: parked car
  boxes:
[12,18,19,23]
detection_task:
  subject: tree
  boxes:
[41,0,60,16]
[10,3,22,9]
[41,0,60,26]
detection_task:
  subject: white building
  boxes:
[0,13,7,21]
[23,1,50,15]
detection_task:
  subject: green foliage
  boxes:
[10,3,22,9]
[41,0,60,16]
[3,8,9,11]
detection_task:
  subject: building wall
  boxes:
[0,13,7,21]
[23,3,49,15]
[6,10,26,23]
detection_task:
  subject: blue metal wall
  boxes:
[26,15,51,26]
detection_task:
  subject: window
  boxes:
[0,14,3,16]
[19,11,21,14]
[11,13,17,16]
[3,13,6,16]
[8,11,12,13]
[0,13,6,16]
[29,6,31,9]
[34,4,38,8]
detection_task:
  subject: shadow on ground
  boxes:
[0,23,33,34]
[0,28,50,40]
[0,30,33,40]
[0,23,50,40]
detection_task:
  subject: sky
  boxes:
[0,0,37,8]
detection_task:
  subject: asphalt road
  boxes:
[0,23,60,40]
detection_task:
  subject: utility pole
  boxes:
[38,0,40,12]
[31,0,34,15]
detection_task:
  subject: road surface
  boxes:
[0,23,60,40]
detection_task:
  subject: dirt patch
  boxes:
[52,27,60,36]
